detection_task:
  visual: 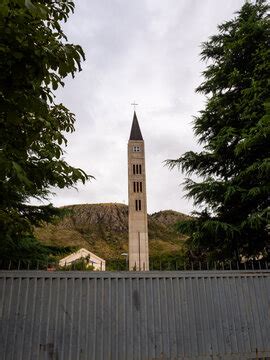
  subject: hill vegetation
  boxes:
[35,203,189,262]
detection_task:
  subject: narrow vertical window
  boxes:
[135,199,141,211]
[133,182,136,192]
[136,182,139,192]
[133,164,135,174]
[139,164,142,174]
[140,182,142,192]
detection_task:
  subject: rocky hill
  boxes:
[35,203,190,260]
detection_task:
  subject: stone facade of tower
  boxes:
[128,112,149,271]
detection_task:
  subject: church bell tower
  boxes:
[128,111,149,271]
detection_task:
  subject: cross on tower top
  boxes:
[131,102,138,111]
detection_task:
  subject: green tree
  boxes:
[0,0,90,258]
[167,0,270,262]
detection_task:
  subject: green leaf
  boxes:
[0,0,90,258]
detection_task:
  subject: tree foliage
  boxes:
[167,0,270,261]
[0,0,90,257]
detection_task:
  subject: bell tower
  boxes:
[128,111,149,271]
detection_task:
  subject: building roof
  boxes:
[59,248,105,265]
[129,111,143,140]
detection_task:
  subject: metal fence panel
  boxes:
[0,270,270,360]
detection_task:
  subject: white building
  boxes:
[59,248,106,271]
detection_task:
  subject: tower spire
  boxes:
[129,111,143,140]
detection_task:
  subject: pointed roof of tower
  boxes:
[129,111,143,140]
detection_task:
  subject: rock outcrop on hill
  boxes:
[35,203,190,260]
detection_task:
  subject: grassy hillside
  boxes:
[35,203,190,261]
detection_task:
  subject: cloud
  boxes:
[42,0,245,214]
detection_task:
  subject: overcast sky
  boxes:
[48,0,245,214]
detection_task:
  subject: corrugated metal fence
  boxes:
[0,270,270,359]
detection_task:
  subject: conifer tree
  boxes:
[167,0,270,261]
